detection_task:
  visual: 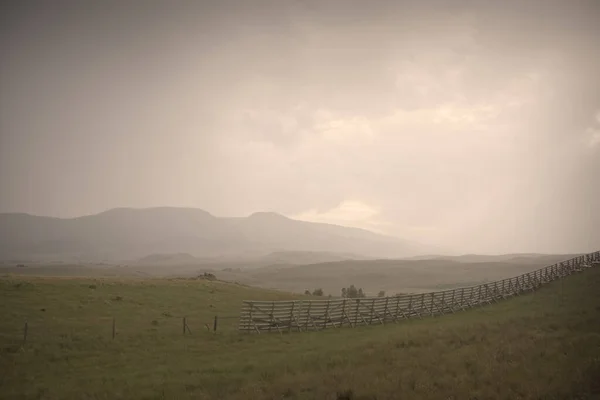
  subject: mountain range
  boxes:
[0,207,438,262]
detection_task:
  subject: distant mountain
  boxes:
[0,207,435,262]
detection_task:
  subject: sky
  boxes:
[1,0,599,254]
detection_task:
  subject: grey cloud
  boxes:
[1,0,599,253]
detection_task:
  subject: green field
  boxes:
[1,269,600,400]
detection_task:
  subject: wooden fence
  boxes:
[238,250,600,333]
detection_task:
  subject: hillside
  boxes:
[133,250,374,269]
[0,207,434,262]
[1,264,599,399]
[1,253,579,296]
[214,255,578,295]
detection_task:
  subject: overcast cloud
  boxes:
[1,0,599,254]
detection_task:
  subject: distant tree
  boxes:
[347,284,358,298]
[312,288,324,296]
[341,285,367,298]
[378,290,386,298]
[304,290,311,295]
[201,272,216,281]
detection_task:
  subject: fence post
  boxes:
[429,293,435,316]
[288,302,295,332]
[23,320,28,344]
[213,315,218,333]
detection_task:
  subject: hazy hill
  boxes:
[131,250,370,269]
[0,207,434,262]
[230,255,578,295]
[404,253,581,264]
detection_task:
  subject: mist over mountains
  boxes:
[0,207,439,262]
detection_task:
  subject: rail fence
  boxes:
[238,250,600,334]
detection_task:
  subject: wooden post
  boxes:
[383,297,389,323]
[213,315,218,333]
[354,299,360,326]
[248,302,253,334]
[270,303,275,333]
[408,295,417,318]
[324,301,331,329]
[429,293,434,316]
[441,291,446,312]
[288,302,295,332]
[23,321,28,344]
[369,298,376,325]
[112,317,116,340]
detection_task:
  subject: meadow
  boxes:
[1,267,600,399]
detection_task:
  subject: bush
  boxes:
[312,288,324,296]
[378,290,386,297]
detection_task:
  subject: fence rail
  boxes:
[238,250,600,333]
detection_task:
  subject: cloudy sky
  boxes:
[1,0,599,254]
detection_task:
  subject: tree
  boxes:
[378,290,386,298]
[347,284,358,298]
[304,290,311,295]
[200,272,216,280]
[312,288,324,296]
[341,284,366,298]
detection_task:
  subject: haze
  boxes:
[1,0,599,255]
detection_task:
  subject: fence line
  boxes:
[238,250,600,334]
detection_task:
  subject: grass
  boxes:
[1,268,600,399]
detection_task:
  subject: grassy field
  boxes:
[1,268,600,400]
